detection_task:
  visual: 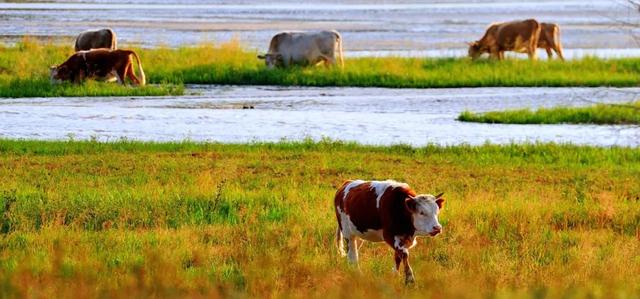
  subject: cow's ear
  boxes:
[257,55,266,59]
[405,197,417,212]
[435,198,445,210]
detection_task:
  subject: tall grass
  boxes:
[2,39,640,98]
[458,101,640,124]
[0,139,639,298]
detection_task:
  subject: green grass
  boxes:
[2,39,640,98]
[458,101,640,124]
[1,139,640,298]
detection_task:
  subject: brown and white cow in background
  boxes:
[468,19,541,60]
[257,30,344,68]
[74,28,117,52]
[538,22,564,60]
[334,179,444,284]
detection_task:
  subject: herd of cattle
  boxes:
[46,19,561,283]
[49,18,563,85]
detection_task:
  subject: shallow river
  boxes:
[1,86,638,146]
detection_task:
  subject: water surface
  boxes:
[1,85,638,146]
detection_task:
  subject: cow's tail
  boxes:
[335,31,344,69]
[336,225,346,256]
[130,50,146,86]
[109,28,118,50]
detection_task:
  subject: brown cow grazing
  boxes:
[538,23,564,60]
[334,180,445,284]
[74,28,117,52]
[50,49,146,86]
[468,19,541,60]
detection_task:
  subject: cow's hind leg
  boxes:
[336,226,346,257]
[554,46,565,61]
[346,237,359,266]
[126,63,141,85]
[546,48,553,59]
[115,66,126,85]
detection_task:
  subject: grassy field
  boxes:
[0,139,639,298]
[458,101,640,125]
[2,39,640,98]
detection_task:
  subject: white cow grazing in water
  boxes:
[257,30,344,69]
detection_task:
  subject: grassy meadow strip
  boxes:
[458,101,640,125]
[2,39,640,98]
[1,139,639,298]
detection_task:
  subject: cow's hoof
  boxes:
[405,275,415,285]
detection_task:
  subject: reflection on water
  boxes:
[0,85,638,146]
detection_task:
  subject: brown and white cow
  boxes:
[50,49,145,85]
[74,28,117,52]
[334,179,444,284]
[257,30,344,68]
[538,22,564,60]
[468,19,541,60]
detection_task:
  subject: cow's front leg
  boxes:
[393,250,402,273]
[401,250,415,284]
[489,49,500,60]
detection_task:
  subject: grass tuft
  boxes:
[458,101,640,124]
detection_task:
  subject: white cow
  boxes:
[74,28,117,52]
[257,30,344,68]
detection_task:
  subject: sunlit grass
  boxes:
[1,139,639,298]
[458,101,640,124]
[2,39,640,98]
[0,38,183,98]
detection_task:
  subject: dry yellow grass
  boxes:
[0,140,639,298]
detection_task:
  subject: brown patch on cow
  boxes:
[50,49,145,85]
[378,186,418,248]
[340,182,383,233]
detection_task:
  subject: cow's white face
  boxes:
[406,194,444,236]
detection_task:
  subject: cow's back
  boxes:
[495,19,539,44]
[75,29,116,51]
